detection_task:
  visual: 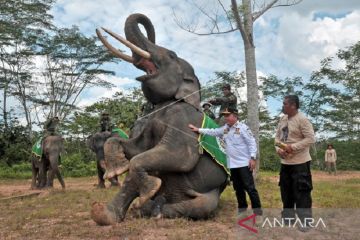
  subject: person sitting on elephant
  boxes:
[100,112,113,132]
[44,116,60,137]
[209,84,237,124]
[202,102,215,120]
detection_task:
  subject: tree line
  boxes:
[0,0,359,173]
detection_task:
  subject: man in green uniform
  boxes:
[44,116,60,137]
[202,102,215,120]
[209,84,237,124]
[100,112,113,132]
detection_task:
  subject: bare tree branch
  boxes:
[252,0,279,21]
[217,0,234,29]
[253,0,302,21]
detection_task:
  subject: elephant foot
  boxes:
[97,182,106,189]
[91,202,117,226]
[135,176,162,208]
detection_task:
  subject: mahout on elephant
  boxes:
[91,13,228,225]
[31,135,65,189]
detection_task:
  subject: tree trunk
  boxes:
[242,0,260,176]
[244,42,260,176]
[3,85,8,129]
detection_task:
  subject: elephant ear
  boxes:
[175,60,201,110]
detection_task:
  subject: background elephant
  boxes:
[91,13,228,225]
[31,135,65,189]
[87,131,120,188]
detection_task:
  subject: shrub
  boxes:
[61,153,97,177]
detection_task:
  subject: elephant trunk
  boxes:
[124,14,156,63]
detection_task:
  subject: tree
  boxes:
[0,0,55,135]
[261,41,360,140]
[63,88,145,139]
[32,26,119,124]
[174,0,302,172]
[312,42,360,140]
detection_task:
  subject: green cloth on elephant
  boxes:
[198,115,230,175]
[112,128,129,139]
[32,137,43,157]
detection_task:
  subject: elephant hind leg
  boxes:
[161,189,220,219]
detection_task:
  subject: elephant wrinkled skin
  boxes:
[91,13,227,225]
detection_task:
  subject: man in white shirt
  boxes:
[189,107,263,220]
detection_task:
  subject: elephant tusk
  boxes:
[102,27,151,60]
[96,28,133,63]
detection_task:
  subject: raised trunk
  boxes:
[124,14,156,64]
[125,14,155,47]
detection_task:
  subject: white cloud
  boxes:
[77,74,137,107]
[256,10,360,77]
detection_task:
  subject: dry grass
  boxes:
[0,172,359,239]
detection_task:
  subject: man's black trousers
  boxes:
[230,166,262,215]
[279,161,313,222]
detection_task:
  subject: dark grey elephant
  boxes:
[31,136,65,189]
[87,131,120,188]
[91,14,227,225]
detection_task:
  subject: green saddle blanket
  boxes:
[199,114,230,175]
[112,128,129,139]
[32,137,43,157]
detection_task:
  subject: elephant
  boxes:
[87,131,120,188]
[31,135,65,189]
[91,13,228,225]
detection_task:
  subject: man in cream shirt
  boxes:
[275,95,315,232]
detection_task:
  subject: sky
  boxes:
[9,0,360,122]
[48,0,360,112]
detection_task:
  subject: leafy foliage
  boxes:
[261,41,360,139]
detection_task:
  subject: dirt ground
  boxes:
[1,171,359,199]
[0,172,359,240]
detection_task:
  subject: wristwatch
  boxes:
[251,156,256,160]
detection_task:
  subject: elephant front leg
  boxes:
[129,144,198,208]
[91,174,139,225]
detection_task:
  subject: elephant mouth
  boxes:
[135,58,159,81]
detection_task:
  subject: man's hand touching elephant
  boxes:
[188,124,199,133]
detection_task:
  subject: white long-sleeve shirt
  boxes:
[199,121,257,168]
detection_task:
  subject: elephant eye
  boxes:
[168,51,177,59]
